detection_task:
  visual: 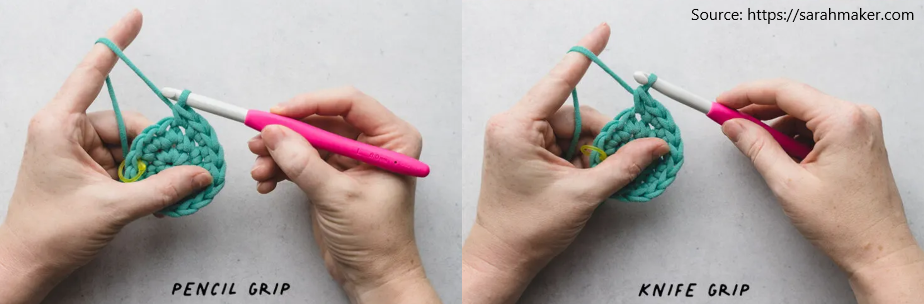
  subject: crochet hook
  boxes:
[160,87,431,177]
[632,72,812,159]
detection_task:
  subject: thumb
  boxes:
[581,138,670,199]
[722,119,801,181]
[122,165,212,218]
[261,125,347,198]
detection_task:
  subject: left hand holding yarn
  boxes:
[462,23,670,304]
[0,10,212,303]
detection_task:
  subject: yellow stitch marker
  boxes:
[580,145,608,161]
[118,159,147,183]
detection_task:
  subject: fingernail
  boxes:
[599,22,608,27]
[269,105,284,114]
[193,172,212,187]
[262,125,285,151]
[722,120,744,143]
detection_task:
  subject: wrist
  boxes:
[338,238,439,304]
[349,265,439,304]
[461,222,549,304]
[835,214,920,275]
[0,223,66,304]
[848,244,924,303]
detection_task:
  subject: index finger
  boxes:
[271,86,408,137]
[53,9,143,114]
[716,79,848,123]
[270,86,422,158]
[511,23,611,120]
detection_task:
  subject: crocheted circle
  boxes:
[587,84,684,202]
[566,46,684,202]
[120,93,227,217]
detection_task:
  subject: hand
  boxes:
[0,10,212,304]
[247,87,440,303]
[717,79,924,303]
[462,23,670,304]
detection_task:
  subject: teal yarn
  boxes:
[96,38,226,217]
[565,46,684,202]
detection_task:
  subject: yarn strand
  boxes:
[566,46,684,202]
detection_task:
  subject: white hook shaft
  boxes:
[633,72,712,114]
[161,87,249,122]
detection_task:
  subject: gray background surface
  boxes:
[1,0,922,303]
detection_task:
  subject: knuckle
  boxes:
[843,106,868,126]
[92,188,134,224]
[745,137,768,163]
[342,85,365,99]
[767,174,806,198]
[623,161,644,180]
[407,126,423,148]
[153,182,182,208]
[27,112,57,137]
[107,204,134,225]
[779,80,817,95]
[316,178,359,203]
[857,104,878,115]
[485,114,509,137]
[75,62,104,79]
[547,74,575,91]
[341,185,362,201]
[287,155,312,183]
[573,185,603,203]
[858,104,882,125]
[769,77,796,88]
[27,115,45,135]
[393,123,423,157]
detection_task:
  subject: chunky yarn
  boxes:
[97,38,226,217]
[565,46,684,202]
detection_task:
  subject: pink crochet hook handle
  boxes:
[705,103,811,159]
[632,72,812,159]
[161,88,430,177]
[244,111,430,177]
